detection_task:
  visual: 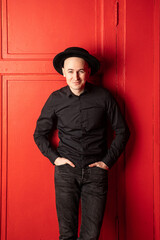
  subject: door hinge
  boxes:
[115,1,119,26]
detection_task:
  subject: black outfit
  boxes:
[34,82,130,169]
[33,82,130,240]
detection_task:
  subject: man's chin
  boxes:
[71,85,82,90]
[72,83,86,90]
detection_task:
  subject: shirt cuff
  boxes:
[102,154,116,169]
[47,149,60,165]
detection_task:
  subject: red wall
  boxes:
[125,0,160,239]
[0,0,159,240]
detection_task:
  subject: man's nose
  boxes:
[74,72,79,80]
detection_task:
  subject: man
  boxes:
[33,47,130,240]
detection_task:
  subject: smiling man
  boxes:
[34,47,130,240]
[63,57,89,95]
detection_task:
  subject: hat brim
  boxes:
[53,51,100,76]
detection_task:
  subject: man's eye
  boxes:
[68,71,73,73]
[79,70,84,73]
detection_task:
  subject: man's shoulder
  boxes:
[50,85,68,97]
[43,85,68,107]
[87,82,112,97]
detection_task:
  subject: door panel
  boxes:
[125,1,157,240]
[2,0,103,59]
[2,76,66,240]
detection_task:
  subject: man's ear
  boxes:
[62,68,65,77]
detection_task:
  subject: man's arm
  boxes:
[102,92,130,169]
[33,94,60,165]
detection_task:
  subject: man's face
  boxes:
[62,57,91,95]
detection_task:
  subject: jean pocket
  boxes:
[55,164,69,174]
[90,166,108,178]
[56,163,68,168]
[92,166,108,172]
[96,166,108,171]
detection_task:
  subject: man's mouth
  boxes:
[73,81,81,85]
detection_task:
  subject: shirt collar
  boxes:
[66,81,91,97]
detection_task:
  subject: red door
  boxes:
[0,0,159,240]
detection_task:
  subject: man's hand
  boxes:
[54,157,75,167]
[89,161,109,170]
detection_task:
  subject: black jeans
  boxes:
[54,164,108,240]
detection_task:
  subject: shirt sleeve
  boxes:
[33,93,60,165]
[102,92,130,168]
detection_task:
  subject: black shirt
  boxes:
[33,82,130,168]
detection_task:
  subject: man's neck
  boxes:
[69,88,84,96]
[69,82,88,96]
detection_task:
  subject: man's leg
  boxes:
[54,165,81,240]
[79,167,108,240]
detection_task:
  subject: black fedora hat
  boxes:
[53,47,100,76]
